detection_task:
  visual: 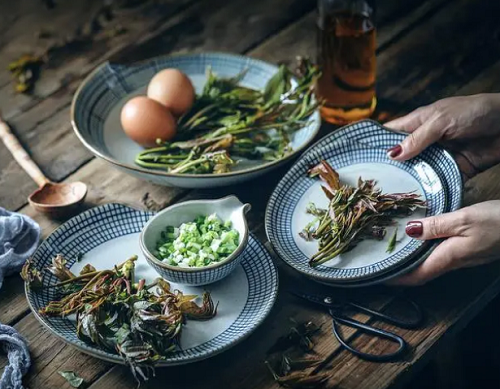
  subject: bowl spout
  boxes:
[218,195,251,215]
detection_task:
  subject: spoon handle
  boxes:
[0,117,49,187]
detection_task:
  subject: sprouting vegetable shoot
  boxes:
[301,160,426,267]
[135,58,321,174]
[156,214,240,267]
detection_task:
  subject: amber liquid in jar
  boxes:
[316,11,376,124]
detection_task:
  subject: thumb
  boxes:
[384,107,427,133]
[387,119,444,161]
[405,211,468,240]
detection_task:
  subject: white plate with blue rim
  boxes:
[265,120,462,285]
[25,203,278,366]
[71,52,321,188]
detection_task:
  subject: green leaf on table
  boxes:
[386,229,398,253]
[58,371,85,388]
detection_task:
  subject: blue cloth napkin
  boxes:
[0,324,31,389]
[0,208,40,289]
[0,207,40,389]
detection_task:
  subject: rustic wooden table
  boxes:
[1,0,500,388]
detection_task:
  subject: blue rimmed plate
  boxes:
[71,52,320,188]
[266,120,462,284]
[25,203,278,366]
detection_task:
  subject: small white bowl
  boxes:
[140,195,251,286]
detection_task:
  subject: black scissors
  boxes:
[292,291,424,362]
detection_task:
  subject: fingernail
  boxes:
[406,221,423,238]
[387,144,402,158]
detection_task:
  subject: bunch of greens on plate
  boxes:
[21,255,217,383]
[156,213,239,268]
[301,160,426,267]
[135,58,321,174]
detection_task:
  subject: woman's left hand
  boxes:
[389,200,500,286]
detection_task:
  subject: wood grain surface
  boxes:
[1,0,500,388]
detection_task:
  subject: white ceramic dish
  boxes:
[71,52,320,188]
[140,195,251,285]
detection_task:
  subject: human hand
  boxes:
[385,93,500,180]
[389,201,500,286]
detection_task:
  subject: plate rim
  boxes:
[265,119,462,283]
[25,202,279,366]
[70,51,321,180]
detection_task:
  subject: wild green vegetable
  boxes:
[265,320,329,388]
[301,160,426,267]
[135,58,321,174]
[386,229,398,253]
[156,214,239,267]
[22,255,217,384]
[58,371,85,388]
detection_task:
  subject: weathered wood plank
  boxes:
[377,0,500,109]
[0,0,195,119]
[0,160,185,385]
[0,0,317,212]
[0,0,449,212]
[22,159,185,240]
[250,0,447,66]
[324,262,500,389]
[0,142,38,211]
[5,0,500,388]
[0,314,113,389]
[85,267,393,389]
[0,275,28,324]
[455,295,500,388]
[3,152,399,389]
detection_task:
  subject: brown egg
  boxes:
[120,96,177,147]
[147,68,195,117]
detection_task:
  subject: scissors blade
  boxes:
[289,290,335,308]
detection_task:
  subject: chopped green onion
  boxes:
[155,213,239,268]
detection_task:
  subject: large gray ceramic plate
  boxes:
[71,52,320,188]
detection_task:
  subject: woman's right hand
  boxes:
[389,200,500,286]
[385,93,500,180]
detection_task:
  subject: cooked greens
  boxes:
[22,255,217,384]
[265,320,329,388]
[156,214,239,267]
[58,371,85,388]
[301,160,426,267]
[135,58,321,174]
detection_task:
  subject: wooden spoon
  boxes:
[0,115,87,216]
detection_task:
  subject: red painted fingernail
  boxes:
[406,221,423,238]
[387,144,402,158]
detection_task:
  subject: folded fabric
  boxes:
[0,208,38,388]
[0,208,40,289]
[0,323,31,389]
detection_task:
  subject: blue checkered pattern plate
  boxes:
[25,203,278,366]
[71,52,320,188]
[265,120,462,284]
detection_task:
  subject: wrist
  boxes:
[478,93,500,120]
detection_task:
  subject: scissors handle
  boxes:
[349,297,423,329]
[331,313,407,362]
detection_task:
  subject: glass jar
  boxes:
[316,0,377,124]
